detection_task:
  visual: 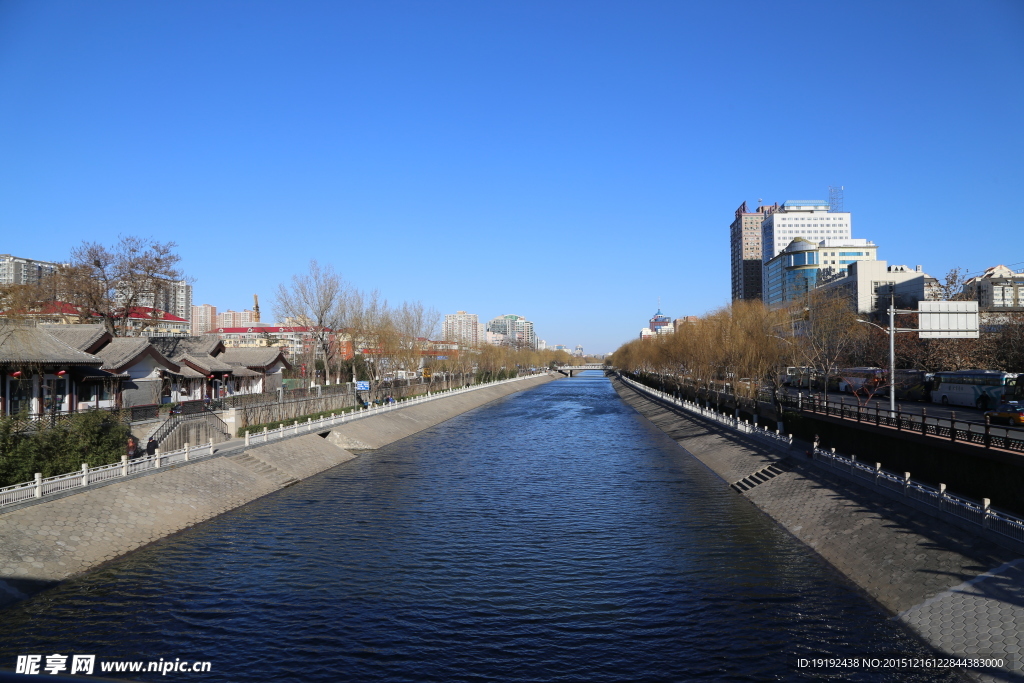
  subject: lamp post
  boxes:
[856,286,897,417]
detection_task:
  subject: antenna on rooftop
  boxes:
[828,185,844,213]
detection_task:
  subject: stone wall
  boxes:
[612,376,1024,681]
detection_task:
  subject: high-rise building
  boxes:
[125,280,193,325]
[761,200,852,263]
[761,200,852,301]
[216,309,259,328]
[443,311,480,346]
[486,314,537,349]
[0,254,63,286]
[729,202,777,301]
[191,304,217,336]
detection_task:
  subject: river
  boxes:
[0,372,954,681]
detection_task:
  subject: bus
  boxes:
[837,368,885,396]
[889,369,932,401]
[930,370,1019,410]
[1005,376,1023,403]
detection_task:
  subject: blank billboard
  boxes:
[918,301,979,338]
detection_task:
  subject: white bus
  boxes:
[930,370,1018,410]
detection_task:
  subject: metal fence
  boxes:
[810,446,1024,545]
[619,374,794,448]
[0,372,548,510]
[779,393,1024,453]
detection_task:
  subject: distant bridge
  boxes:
[556,364,607,377]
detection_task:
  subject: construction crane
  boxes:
[253,294,260,323]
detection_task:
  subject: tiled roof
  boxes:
[40,324,109,353]
[219,348,291,370]
[94,338,179,373]
[178,353,234,375]
[0,323,103,366]
[150,336,223,360]
[230,366,261,377]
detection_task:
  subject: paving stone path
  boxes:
[614,377,1024,682]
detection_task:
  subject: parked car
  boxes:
[984,403,1024,426]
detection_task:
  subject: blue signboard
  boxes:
[356,381,370,391]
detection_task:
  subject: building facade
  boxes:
[729,201,777,301]
[130,280,193,325]
[0,254,63,286]
[443,311,480,347]
[486,314,536,349]
[761,200,852,274]
[963,265,1024,311]
[764,238,878,307]
[815,261,938,313]
[191,304,217,336]
[216,309,260,328]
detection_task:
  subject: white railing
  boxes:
[810,446,1024,545]
[0,441,216,509]
[241,372,544,446]
[619,374,794,447]
[0,373,548,510]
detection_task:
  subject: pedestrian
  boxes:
[126,437,138,459]
[146,437,157,456]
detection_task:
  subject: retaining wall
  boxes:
[612,376,1023,681]
[0,373,556,609]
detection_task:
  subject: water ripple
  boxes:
[0,373,954,681]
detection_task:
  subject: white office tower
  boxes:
[761,200,852,262]
[443,311,480,346]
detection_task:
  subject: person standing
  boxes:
[146,437,157,456]
[127,438,138,459]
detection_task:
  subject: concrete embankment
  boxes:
[0,374,557,609]
[612,377,1024,682]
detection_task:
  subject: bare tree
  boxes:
[793,290,866,404]
[56,237,185,336]
[274,260,350,386]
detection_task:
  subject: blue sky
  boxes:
[1,0,1022,354]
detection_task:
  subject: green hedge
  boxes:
[0,411,132,487]
[239,406,360,437]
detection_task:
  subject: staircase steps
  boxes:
[230,453,299,487]
[730,463,787,493]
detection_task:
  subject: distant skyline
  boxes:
[2,1,1022,353]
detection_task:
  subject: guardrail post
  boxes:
[984,415,991,449]
[939,483,946,510]
[121,455,128,477]
[81,463,89,487]
[921,408,928,436]
[294,420,299,435]
[184,442,190,461]
[154,448,161,468]
[903,472,911,495]
[875,462,881,485]
[983,498,991,528]
[245,430,250,446]
[950,412,957,443]
[896,405,902,431]
[34,473,42,498]
[263,426,268,442]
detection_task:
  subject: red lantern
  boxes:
[11,371,22,378]
[56,370,67,377]
[208,374,214,379]
[223,373,229,379]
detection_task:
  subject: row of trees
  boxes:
[274,260,588,388]
[612,291,1024,408]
